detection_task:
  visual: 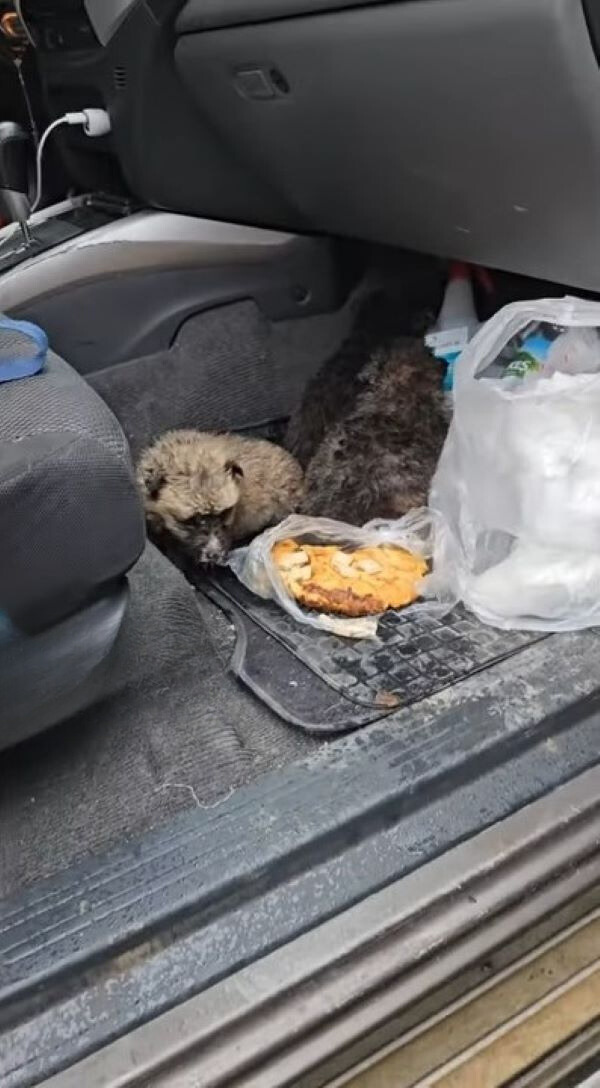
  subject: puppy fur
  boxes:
[137,430,304,565]
[286,291,436,468]
[301,338,448,525]
[285,326,375,469]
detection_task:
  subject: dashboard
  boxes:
[8,0,600,292]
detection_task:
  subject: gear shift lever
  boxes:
[0,122,32,246]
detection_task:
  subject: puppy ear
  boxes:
[225,460,244,479]
[140,467,166,500]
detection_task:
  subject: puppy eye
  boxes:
[183,513,204,527]
[145,472,165,500]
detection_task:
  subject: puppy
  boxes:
[137,430,303,566]
[286,291,436,468]
[301,338,448,525]
[285,327,375,469]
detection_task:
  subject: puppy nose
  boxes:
[203,542,225,564]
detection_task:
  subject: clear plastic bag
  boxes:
[429,296,600,630]
[229,509,452,639]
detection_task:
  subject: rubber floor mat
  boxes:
[201,570,547,734]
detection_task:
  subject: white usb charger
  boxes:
[31,107,111,213]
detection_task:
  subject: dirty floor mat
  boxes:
[90,299,359,461]
[0,546,316,899]
[203,571,547,733]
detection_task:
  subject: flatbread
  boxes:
[272,539,427,617]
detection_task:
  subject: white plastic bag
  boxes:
[429,296,600,630]
[229,509,452,639]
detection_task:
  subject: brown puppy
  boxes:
[137,430,303,565]
[301,338,448,526]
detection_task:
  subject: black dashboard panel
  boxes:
[20,0,99,51]
[19,0,126,194]
[583,0,600,60]
[19,0,600,293]
[176,0,382,34]
[18,0,298,221]
[88,0,300,221]
[174,0,600,290]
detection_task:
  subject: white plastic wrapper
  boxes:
[228,509,452,639]
[429,296,600,630]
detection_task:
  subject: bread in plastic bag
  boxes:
[228,509,452,639]
[429,296,600,630]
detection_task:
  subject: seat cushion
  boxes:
[0,347,145,632]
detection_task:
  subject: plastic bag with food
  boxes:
[429,296,600,630]
[228,508,453,639]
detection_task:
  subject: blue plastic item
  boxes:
[0,317,48,383]
[441,349,461,392]
[520,332,552,361]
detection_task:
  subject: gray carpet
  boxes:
[0,300,362,897]
[90,298,359,460]
[1,282,436,895]
[0,545,317,898]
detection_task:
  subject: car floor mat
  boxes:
[199,570,547,734]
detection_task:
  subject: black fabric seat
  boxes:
[0,339,145,748]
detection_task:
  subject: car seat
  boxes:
[0,319,145,748]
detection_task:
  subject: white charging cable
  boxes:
[14,0,35,49]
[30,108,111,213]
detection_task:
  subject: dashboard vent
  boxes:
[113,65,127,92]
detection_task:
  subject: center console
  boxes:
[0,1,341,376]
[17,0,127,196]
[20,0,99,53]
[0,194,132,273]
[0,4,136,283]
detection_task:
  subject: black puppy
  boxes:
[299,337,448,525]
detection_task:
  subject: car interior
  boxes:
[2,1,600,1085]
